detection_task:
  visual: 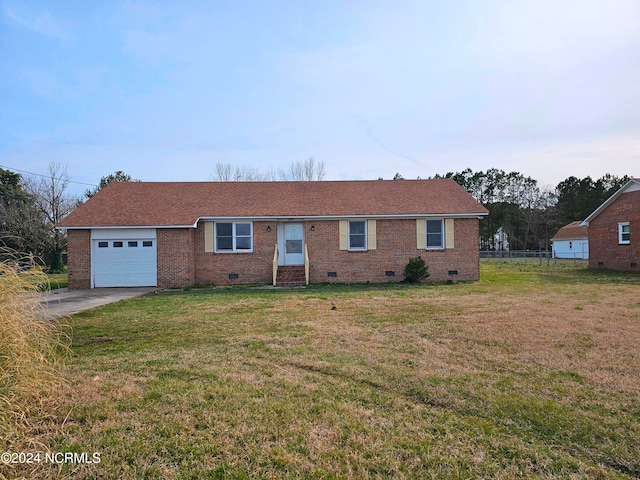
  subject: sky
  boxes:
[1,0,639,197]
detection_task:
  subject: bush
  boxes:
[403,256,429,283]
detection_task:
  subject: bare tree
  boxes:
[212,163,275,181]
[212,159,322,182]
[1,168,46,256]
[289,157,325,181]
[24,162,79,272]
[212,162,233,181]
[261,166,288,182]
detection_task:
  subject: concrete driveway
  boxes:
[40,287,158,319]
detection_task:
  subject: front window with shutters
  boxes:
[215,222,253,252]
[426,220,444,249]
[349,221,367,250]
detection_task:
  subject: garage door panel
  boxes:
[93,237,157,287]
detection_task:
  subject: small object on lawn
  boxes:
[331,305,337,310]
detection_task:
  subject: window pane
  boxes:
[620,223,630,242]
[349,221,365,235]
[113,241,123,248]
[286,239,303,253]
[98,241,108,248]
[128,241,138,247]
[426,220,443,248]
[349,221,366,249]
[236,236,251,250]
[217,223,232,236]
[427,234,442,248]
[235,223,251,236]
[216,223,233,250]
[350,235,366,249]
[217,237,233,250]
[426,220,443,234]
[142,241,153,247]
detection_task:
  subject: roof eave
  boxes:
[196,212,489,222]
[56,223,198,230]
[57,212,489,229]
[551,237,588,242]
[581,178,640,226]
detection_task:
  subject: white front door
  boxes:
[283,223,304,265]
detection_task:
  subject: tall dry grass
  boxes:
[0,255,69,478]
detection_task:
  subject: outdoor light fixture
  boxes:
[311,225,315,231]
[266,226,271,232]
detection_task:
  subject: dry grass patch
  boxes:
[0,262,69,480]
[30,265,640,479]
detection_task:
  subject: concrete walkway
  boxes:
[40,287,158,319]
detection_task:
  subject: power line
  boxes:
[0,164,98,187]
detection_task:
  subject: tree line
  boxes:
[431,168,630,250]
[1,163,79,272]
[211,157,326,181]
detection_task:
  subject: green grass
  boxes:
[46,272,68,290]
[24,264,640,479]
[17,270,68,291]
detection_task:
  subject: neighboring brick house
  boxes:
[57,179,488,289]
[551,221,588,259]
[581,178,640,271]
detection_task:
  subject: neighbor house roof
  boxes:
[581,178,640,226]
[57,179,489,228]
[551,221,588,241]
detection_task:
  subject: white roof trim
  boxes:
[196,213,489,222]
[57,212,488,230]
[581,179,640,226]
[551,237,588,242]
[57,224,196,230]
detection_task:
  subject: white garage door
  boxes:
[92,229,157,287]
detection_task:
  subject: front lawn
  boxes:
[24,265,640,478]
[16,269,68,291]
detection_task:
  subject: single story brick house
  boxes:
[57,179,489,289]
[581,178,640,271]
[551,221,588,259]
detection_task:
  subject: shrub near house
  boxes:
[57,179,488,289]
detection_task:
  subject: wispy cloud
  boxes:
[351,115,424,167]
[5,5,71,39]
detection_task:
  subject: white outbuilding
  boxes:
[551,221,588,259]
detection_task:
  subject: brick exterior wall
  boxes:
[67,229,91,289]
[588,190,640,271]
[193,221,277,285]
[67,218,481,289]
[188,218,480,286]
[157,228,196,288]
[306,218,480,283]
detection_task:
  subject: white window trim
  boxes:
[215,221,254,253]
[348,220,367,251]
[618,222,630,244]
[426,219,445,250]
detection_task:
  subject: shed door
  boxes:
[93,237,157,287]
